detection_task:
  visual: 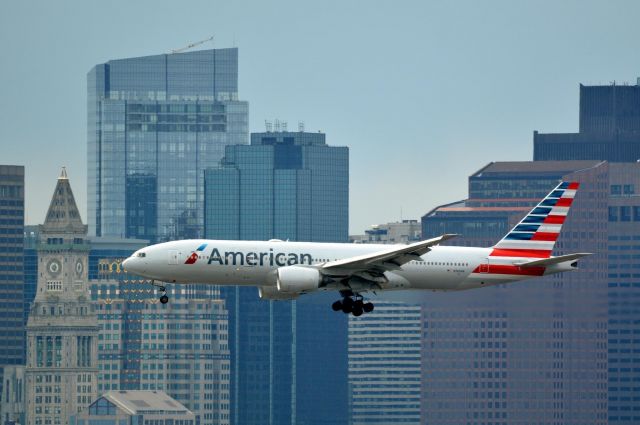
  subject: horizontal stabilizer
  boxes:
[515,253,592,268]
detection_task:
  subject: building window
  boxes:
[624,184,635,195]
[47,281,63,292]
[609,207,618,222]
[611,185,621,195]
[620,206,631,222]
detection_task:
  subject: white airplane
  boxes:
[122,181,591,316]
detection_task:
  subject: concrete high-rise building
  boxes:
[205,130,349,425]
[534,81,640,162]
[25,169,98,425]
[348,302,422,425]
[606,162,640,424]
[87,241,231,425]
[0,165,25,394]
[71,390,195,425]
[87,48,249,242]
[420,161,609,425]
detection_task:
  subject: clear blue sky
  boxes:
[2,0,640,233]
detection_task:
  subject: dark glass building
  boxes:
[534,81,640,162]
[205,131,349,425]
[0,165,25,395]
[87,48,249,243]
[421,160,609,425]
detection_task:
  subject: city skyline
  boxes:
[3,0,640,233]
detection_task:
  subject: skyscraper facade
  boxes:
[348,302,422,425]
[205,130,349,425]
[87,48,249,242]
[25,169,99,425]
[420,160,609,425]
[534,81,640,162]
[606,162,640,423]
[0,165,25,389]
[205,130,348,243]
[87,240,231,425]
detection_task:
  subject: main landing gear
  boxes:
[151,280,169,304]
[331,291,374,317]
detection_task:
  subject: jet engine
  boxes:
[258,286,299,301]
[276,266,322,293]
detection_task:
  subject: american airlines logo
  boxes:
[184,243,209,264]
[207,248,313,267]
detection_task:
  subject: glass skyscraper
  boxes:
[205,131,349,425]
[87,48,249,243]
[0,165,25,398]
[205,131,348,242]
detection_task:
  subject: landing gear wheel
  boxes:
[331,300,343,311]
[352,307,363,317]
[341,297,354,314]
[160,294,169,304]
[363,302,374,313]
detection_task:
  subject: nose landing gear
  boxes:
[331,291,374,317]
[151,280,169,304]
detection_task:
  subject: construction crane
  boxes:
[170,36,214,54]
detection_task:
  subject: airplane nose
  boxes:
[122,257,131,272]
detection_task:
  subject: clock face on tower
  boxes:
[47,259,62,277]
[75,260,84,277]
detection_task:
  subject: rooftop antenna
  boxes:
[281,121,288,132]
[265,120,273,132]
[170,35,214,54]
[274,119,281,132]
[298,121,305,132]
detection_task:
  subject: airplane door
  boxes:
[478,258,489,273]
[169,250,180,265]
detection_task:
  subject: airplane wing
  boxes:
[320,234,457,275]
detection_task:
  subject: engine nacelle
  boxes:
[276,266,322,293]
[258,286,299,301]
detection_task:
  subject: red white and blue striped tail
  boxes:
[490,181,579,259]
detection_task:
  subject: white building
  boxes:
[72,390,195,425]
[350,220,421,244]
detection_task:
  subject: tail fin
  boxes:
[491,181,579,258]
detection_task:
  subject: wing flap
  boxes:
[516,252,592,268]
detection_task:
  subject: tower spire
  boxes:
[43,168,86,232]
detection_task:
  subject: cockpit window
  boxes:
[136,252,146,258]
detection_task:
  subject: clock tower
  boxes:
[25,168,98,425]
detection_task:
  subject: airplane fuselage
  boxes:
[130,239,563,293]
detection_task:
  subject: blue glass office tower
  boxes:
[0,165,25,398]
[205,131,348,242]
[88,48,249,243]
[204,131,349,425]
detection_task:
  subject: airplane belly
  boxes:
[398,264,471,291]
